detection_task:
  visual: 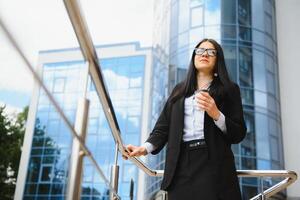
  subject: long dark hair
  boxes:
[169,38,233,104]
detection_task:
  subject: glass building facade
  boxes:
[24,61,87,199]
[21,44,149,200]
[147,0,284,199]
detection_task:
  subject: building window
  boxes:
[83,165,94,183]
[239,47,253,87]
[265,54,274,73]
[221,0,236,24]
[270,136,279,161]
[265,13,272,35]
[122,164,136,182]
[267,72,275,95]
[127,116,140,132]
[88,117,99,135]
[238,0,251,26]
[190,6,204,27]
[190,0,204,8]
[129,77,142,88]
[53,77,66,93]
[39,164,53,182]
[190,27,204,44]
[47,119,60,137]
[239,26,251,41]
[27,157,41,183]
[240,87,254,105]
[223,46,237,82]
[222,25,237,39]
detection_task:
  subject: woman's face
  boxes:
[194,41,217,75]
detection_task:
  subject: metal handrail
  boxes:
[62,0,161,177]
[63,0,127,158]
[61,0,298,199]
[238,170,297,200]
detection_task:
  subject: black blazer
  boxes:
[146,82,247,199]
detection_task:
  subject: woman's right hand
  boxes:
[122,144,148,160]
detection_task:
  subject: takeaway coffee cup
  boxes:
[194,89,209,111]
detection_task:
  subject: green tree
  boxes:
[0,106,28,200]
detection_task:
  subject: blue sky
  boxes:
[0,0,153,114]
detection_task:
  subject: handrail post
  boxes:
[110,144,120,200]
[260,177,265,200]
[66,98,90,200]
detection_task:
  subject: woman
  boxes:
[123,38,247,200]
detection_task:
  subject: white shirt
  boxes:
[143,92,227,154]
[182,94,205,141]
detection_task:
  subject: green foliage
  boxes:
[0,106,28,200]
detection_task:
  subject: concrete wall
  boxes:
[276,0,300,198]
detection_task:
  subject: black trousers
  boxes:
[166,140,219,200]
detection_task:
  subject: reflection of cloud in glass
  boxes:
[128,116,139,130]
[189,0,221,40]
[103,69,128,90]
[63,93,79,109]
[103,69,142,90]
[204,0,221,41]
[178,1,190,33]
[86,66,143,152]
[204,26,221,41]
[102,69,142,108]
[204,6,220,25]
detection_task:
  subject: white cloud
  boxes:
[0,0,153,95]
[81,0,154,46]
[0,101,22,116]
[0,38,33,93]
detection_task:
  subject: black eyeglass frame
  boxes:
[194,48,217,57]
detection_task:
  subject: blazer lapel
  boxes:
[203,111,209,140]
[175,96,185,146]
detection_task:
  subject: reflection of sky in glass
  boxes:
[206,0,220,12]
[83,55,145,200]
[25,54,145,199]
[24,61,86,198]
[203,0,220,26]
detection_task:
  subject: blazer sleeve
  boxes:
[145,99,171,155]
[223,83,247,144]
[145,83,182,155]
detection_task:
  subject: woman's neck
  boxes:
[197,72,213,89]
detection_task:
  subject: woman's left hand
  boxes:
[195,91,220,120]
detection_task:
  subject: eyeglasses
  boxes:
[194,48,217,57]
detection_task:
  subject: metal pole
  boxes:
[110,144,120,200]
[129,179,134,200]
[260,177,265,200]
[66,98,90,200]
